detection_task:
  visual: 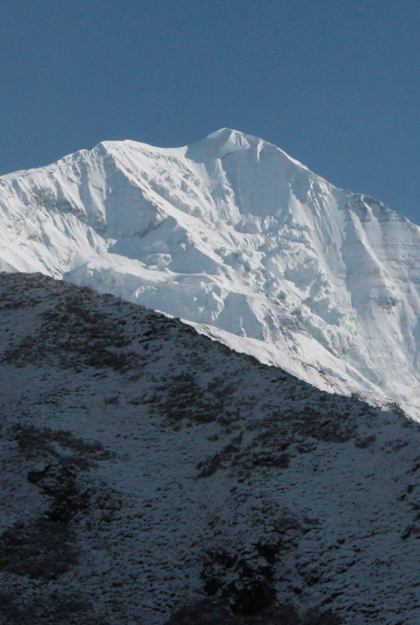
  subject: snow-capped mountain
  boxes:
[1,129,420,415]
[1,273,420,624]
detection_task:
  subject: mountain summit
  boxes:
[1,129,420,415]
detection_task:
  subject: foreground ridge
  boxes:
[1,272,419,624]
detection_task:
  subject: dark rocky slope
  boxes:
[0,273,419,624]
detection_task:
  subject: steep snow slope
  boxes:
[1,273,420,625]
[1,129,420,414]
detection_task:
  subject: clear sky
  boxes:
[1,0,420,222]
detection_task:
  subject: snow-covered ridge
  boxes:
[1,128,420,415]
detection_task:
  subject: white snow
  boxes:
[1,128,420,416]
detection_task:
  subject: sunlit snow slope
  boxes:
[1,128,420,415]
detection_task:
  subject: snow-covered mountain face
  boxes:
[2,273,420,625]
[1,128,420,415]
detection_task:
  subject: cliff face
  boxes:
[1,273,419,624]
[2,129,420,414]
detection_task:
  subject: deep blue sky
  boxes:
[1,0,420,222]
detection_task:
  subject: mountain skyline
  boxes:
[2,1,420,225]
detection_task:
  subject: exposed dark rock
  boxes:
[0,518,78,580]
[163,599,344,625]
[255,542,280,565]
[229,577,277,615]
[12,424,112,465]
[0,589,110,625]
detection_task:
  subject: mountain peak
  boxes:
[1,132,420,416]
[206,127,254,148]
[202,128,309,171]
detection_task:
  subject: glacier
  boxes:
[1,128,420,416]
